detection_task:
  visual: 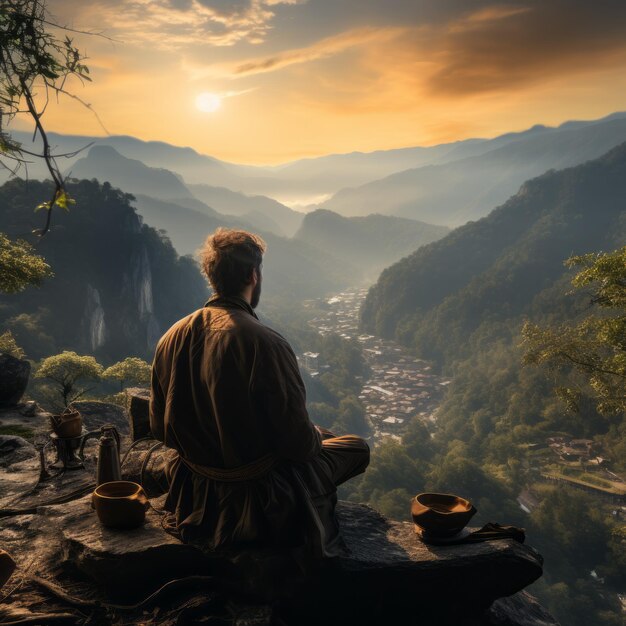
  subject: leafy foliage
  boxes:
[103,356,151,391]
[0,232,52,293]
[35,350,103,407]
[523,247,626,415]
[0,329,24,358]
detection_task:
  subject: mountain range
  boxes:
[7,111,626,216]
[360,141,626,365]
[63,145,451,284]
[322,114,626,225]
[0,178,209,362]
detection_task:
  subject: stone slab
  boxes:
[40,495,209,600]
[41,494,543,623]
[0,436,41,509]
[309,502,544,624]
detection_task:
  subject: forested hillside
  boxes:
[0,179,208,362]
[362,141,626,365]
[354,141,626,626]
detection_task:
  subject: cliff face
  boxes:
[0,423,555,626]
[83,285,106,351]
[0,179,209,362]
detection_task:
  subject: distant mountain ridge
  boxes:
[129,195,355,301]
[322,115,626,226]
[188,184,303,236]
[360,141,626,365]
[295,209,449,281]
[68,146,302,237]
[7,111,626,207]
[70,145,194,201]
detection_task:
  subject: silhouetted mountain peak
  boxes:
[70,145,193,201]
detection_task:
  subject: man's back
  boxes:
[149,228,368,555]
[151,295,321,471]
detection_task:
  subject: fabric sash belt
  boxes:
[181,452,279,482]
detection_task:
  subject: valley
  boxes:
[299,288,450,444]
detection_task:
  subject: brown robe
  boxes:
[149,295,369,556]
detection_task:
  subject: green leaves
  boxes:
[54,189,75,211]
[102,357,151,391]
[0,231,52,293]
[35,350,103,406]
[0,330,25,359]
[522,246,626,417]
[34,190,75,212]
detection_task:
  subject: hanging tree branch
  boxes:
[0,0,108,236]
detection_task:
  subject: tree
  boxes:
[0,0,96,295]
[103,357,151,392]
[522,246,626,416]
[0,330,25,358]
[35,350,102,406]
[332,395,371,438]
[0,232,52,293]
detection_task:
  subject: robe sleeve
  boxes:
[253,333,322,462]
[149,351,166,443]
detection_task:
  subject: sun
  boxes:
[195,92,222,113]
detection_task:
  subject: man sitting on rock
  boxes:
[149,228,369,557]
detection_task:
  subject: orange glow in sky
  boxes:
[24,0,626,164]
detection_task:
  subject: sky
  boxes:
[18,0,626,164]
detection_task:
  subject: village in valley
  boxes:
[298,289,626,510]
[298,288,451,444]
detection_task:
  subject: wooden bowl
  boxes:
[92,481,149,530]
[411,492,476,538]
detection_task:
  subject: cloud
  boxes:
[427,1,626,95]
[186,27,402,79]
[67,0,305,48]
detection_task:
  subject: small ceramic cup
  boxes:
[92,481,149,530]
[0,549,16,590]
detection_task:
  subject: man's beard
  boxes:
[251,279,262,309]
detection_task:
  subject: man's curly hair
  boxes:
[199,228,266,296]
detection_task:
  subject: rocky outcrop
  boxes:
[30,492,544,624]
[0,179,209,362]
[0,432,556,625]
[121,245,161,349]
[0,354,31,407]
[487,591,560,625]
[68,400,129,435]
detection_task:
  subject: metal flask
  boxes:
[80,424,122,485]
[96,433,122,485]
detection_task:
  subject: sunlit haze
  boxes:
[195,92,222,113]
[16,0,626,164]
